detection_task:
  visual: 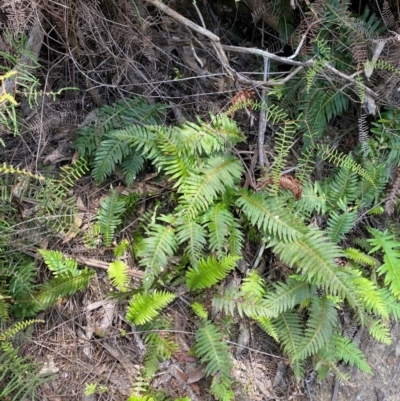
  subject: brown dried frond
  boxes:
[256,175,303,200]
[385,168,400,215]
[351,37,368,70]
[382,1,395,28]
[252,4,271,24]
[227,89,256,117]
[278,175,303,200]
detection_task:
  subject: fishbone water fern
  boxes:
[77,48,400,395]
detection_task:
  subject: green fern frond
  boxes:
[186,255,239,290]
[13,268,94,317]
[264,278,312,315]
[121,153,146,185]
[241,271,266,299]
[192,302,208,320]
[8,260,37,300]
[126,290,175,325]
[368,319,391,345]
[204,203,240,259]
[96,189,126,246]
[236,189,307,242]
[270,230,360,310]
[92,134,133,183]
[344,248,376,266]
[137,221,178,289]
[108,260,129,291]
[353,276,388,318]
[53,159,88,197]
[0,319,43,341]
[177,115,245,156]
[324,333,372,374]
[175,217,207,267]
[295,296,337,360]
[155,127,196,188]
[295,181,327,216]
[378,288,400,320]
[194,321,233,400]
[38,249,79,276]
[326,167,359,206]
[255,316,279,342]
[272,309,303,360]
[180,156,243,219]
[327,203,358,243]
[143,331,178,378]
[317,146,374,186]
[368,229,400,297]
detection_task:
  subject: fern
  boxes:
[327,200,358,243]
[368,319,391,344]
[264,278,313,315]
[295,296,338,360]
[236,189,307,242]
[126,290,175,325]
[96,189,126,246]
[368,229,400,297]
[270,229,360,310]
[186,255,239,290]
[175,217,207,267]
[194,321,234,400]
[137,220,178,290]
[180,155,243,219]
[108,260,129,291]
[192,302,208,320]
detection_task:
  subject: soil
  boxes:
[313,323,400,401]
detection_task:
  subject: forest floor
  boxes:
[315,323,400,401]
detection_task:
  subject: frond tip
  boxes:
[126,290,175,325]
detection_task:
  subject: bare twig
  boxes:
[258,56,269,167]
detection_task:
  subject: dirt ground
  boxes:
[313,323,400,401]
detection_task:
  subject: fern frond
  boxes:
[194,321,233,400]
[38,249,79,276]
[143,330,178,378]
[368,319,391,344]
[295,296,337,360]
[236,189,307,242]
[344,247,376,266]
[13,268,94,317]
[326,167,359,206]
[186,255,239,290]
[204,203,238,259]
[256,316,279,342]
[317,146,374,186]
[155,127,196,188]
[96,189,126,246]
[353,275,387,318]
[378,288,400,320]
[137,221,178,290]
[192,302,208,320]
[325,333,372,374]
[108,260,129,291]
[180,156,243,219]
[175,217,207,267]
[327,203,358,243]
[92,133,133,183]
[368,229,400,297]
[126,291,175,325]
[264,278,312,315]
[272,309,303,360]
[270,230,358,304]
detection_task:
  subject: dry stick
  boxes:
[258,56,269,167]
[145,0,376,102]
[144,0,233,76]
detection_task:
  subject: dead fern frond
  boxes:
[358,111,370,157]
[382,1,395,29]
[385,168,400,215]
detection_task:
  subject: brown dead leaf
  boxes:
[189,383,201,395]
[175,368,188,382]
[187,364,206,384]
